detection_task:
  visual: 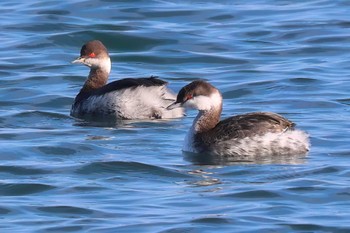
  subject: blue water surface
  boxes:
[1,0,350,232]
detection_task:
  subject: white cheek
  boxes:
[184,96,212,111]
[183,99,197,109]
[84,57,111,74]
[209,92,222,108]
[87,58,100,68]
[82,58,95,67]
[183,92,222,111]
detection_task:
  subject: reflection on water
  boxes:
[183,151,307,165]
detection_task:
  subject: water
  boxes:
[1,0,350,232]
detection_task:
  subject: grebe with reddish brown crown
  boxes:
[168,80,310,157]
[71,40,184,120]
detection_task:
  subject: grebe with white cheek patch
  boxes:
[167,80,310,157]
[71,40,184,120]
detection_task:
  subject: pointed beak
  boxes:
[72,56,85,64]
[167,101,182,110]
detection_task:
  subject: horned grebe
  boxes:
[167,80,310,157]
[70,40,184,120]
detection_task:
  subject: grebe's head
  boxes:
[167,80,222,111]
[72,40,111,74]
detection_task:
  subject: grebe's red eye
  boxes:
[88,52,96,58]
[186,94,193,100]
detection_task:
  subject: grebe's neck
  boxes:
[81,57,111,93]
[193,106,222,134]
[191,90,223,134]
[81,68,108,92]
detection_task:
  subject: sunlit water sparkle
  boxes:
[1,0,350,232]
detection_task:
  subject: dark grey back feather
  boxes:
[197,112,295,147]
[74,76,167,105]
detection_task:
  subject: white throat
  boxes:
[85,57,111,74]
[98,57,111,74]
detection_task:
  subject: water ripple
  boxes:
[0,165,49,175]
[1,0,350,232]
[76,161,191,178]
[0,183,55,196]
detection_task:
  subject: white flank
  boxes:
[76,85,184,119]
[182,129,310,157]
[212,130,310,157]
